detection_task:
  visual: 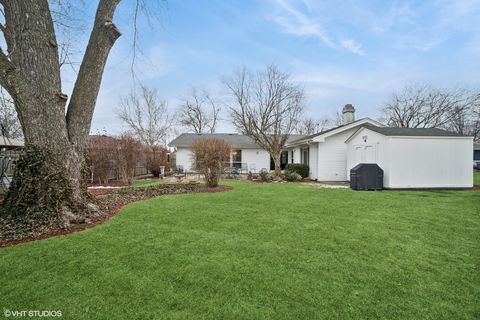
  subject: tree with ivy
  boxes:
[0,0,160,238]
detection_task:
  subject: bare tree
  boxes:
[295,116,331,135]
[224,65,304,176]
[381,84,480,134]
[177,87,220,133]
[0,89,22,139]
[117,86,171,147]
[446,95,480,139]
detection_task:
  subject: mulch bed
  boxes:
[0,184,232,248]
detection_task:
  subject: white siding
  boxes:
[386,137,472,188]
[175,147,194,171]
[317,128,357,181]
[241,149,270,172]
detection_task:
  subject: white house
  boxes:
[169,104,474,188]
[168,133,306,173]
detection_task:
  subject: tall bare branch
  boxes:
[224,65,304,176]
[116,85,171,147]
[177,87,220,133]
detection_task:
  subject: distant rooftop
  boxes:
[168,133,307,149]
[359,123,471,137]
[0,135,24,148]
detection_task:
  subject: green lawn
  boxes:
[1,181,479,319]
[475,170,480,185]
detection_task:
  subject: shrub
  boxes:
[259,169,274,182]
[114,135,143,185]
[145,145,169,177]
[191,138,231,187]
[283,170,302,182]
[286,163,309,178]
[87,135,116,184]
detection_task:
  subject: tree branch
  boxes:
[0,47,20,97]
[66,0,121,149]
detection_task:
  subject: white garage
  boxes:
[346,124,473,188]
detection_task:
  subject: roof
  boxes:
[168,133,307,149]
[0,135,24,148]
[356,123,471,137]
[286,117,383,146]
[474,143,480,150]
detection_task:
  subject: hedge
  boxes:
[285,163,309,178]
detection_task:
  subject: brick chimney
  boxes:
[342,104,355,124]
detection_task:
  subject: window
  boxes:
[291,150,294,163]
[300,147,309,166]
[232,149,242,168]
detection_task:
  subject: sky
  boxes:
[60,0,480,135]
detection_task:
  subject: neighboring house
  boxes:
[0,135,24,149]
[474,143,480,168]
[169,104,474,188]
[168,133,306,173]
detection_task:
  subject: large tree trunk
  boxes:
[272,152,282,177]
[0,0,121,230]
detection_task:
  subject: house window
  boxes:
[291,150,294,163]
[232,149,242,168]
[300,147,309,166]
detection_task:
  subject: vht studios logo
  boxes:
[3,309,62,318]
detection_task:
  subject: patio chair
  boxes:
[241,163,248,174]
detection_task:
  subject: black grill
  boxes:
[350,163,384,190]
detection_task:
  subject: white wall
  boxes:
[241,149,270,172]
[347,128,473,188]
[176,147,194,171]
[386,137,473,188]
[317,128,358,181]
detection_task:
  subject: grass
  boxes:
[1,181,479,319]
[474,170,480,185]
[132,178,165,188]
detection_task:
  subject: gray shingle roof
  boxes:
[168,133,307,148]
[287,118,378,145]
[359,123,470,137]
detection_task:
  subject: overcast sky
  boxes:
[61,0,480,135]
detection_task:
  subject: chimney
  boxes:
[342,104,355,124]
